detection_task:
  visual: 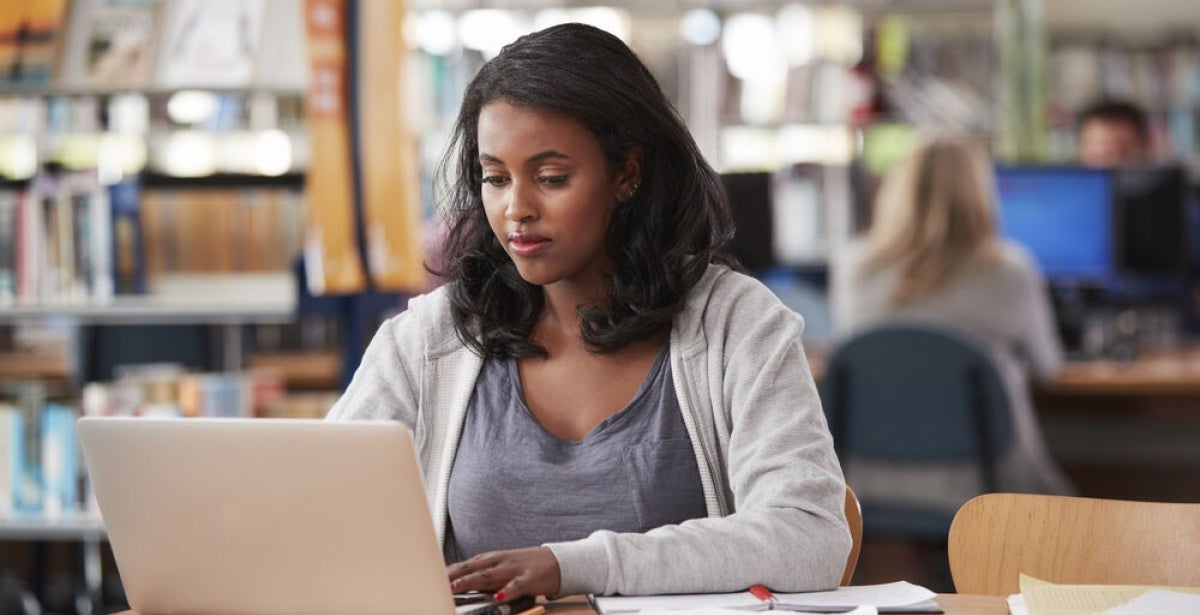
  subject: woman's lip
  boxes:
[509,235,551,257]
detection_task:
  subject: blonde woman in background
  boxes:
[831,135,1075,512]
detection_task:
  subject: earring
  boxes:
[620,180,641,202]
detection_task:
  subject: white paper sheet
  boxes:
[1100,590,1200,615]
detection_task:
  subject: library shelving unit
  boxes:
[0,511,107,615]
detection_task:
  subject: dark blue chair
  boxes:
[819,323,1014,541]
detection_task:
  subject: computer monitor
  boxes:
[993,166,1114,283]
[1113,164,1189,274]
[721,171,775,269]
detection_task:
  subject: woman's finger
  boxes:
[450,562,511,593]
[448,552,500,581]
[491,574,529,602]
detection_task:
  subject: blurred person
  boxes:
[831,135,1076,512]
[1078,99,1150,168]
[328,23,849,601]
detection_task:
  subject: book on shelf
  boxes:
[155,0,266,89]
[83,366,293,419]
[253,0,308,91]
[0,188,16,303]
[40,402,78,517]
[12,168,126,303]
[0,404,17,516]
[58,0,163,89]
[70,170,115,301]
[140,186,302,276]
[1,382,84,517]
[0,0,70,88]
[1046,37,1200,165]
[108,176,146,295]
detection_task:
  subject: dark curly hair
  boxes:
[435,23,735,358]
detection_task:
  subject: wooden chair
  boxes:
[842,485,863,586]
[948,493,1200,595]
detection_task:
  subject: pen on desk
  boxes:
[514,606,545,615]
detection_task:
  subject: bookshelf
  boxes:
[1046,35,1200,171]
[0,511,107,615]
[0,3,419,612]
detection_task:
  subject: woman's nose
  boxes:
[505,181,538,222]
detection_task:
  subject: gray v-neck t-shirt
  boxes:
[447,343,707,559]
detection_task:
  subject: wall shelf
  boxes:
[0,512,106,541]
[0,273,296,326]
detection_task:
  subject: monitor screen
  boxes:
[721,172,775,270]
[1114,164,1189,274]
[993,166,1114,282]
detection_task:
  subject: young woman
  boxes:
[832,135,1075,512]
[328,23,848,600]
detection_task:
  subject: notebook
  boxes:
[590,581,941,613]
[77,417,525,615]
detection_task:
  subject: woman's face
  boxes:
[477,100,636,293]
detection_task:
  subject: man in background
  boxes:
[1077,99,1150,167]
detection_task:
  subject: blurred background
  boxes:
[1,0,1199,612]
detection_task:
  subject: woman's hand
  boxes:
[447,546,562,601]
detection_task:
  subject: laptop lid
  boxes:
[77,417,456,615]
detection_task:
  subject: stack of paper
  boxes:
[1008,574,1200,615]
[591,581,939,614]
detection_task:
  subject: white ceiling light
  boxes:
[415,10,457,56]
[254,129,293,176]
[681,8,721,46]
[572,7,629,42]
[459,9,519,58]
[722,13,785,83]
[777,3,815,66]
[534,8,570,31]
[161,131,218,177]
[814,5,863,64]
[166,90,219,125]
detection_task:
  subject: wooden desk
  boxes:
[112,593,1006,614]
[808,341,1200,501]
[1030,351,1200,502]
[1052,350,1200,397]
[806,342,1200,399]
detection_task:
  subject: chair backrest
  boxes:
[820,323,1013,487]
[948,493,1200,595]
[841,485,863,586]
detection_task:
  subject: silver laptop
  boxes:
[77,417,459,615]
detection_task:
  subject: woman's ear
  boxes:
[616,149,644,202]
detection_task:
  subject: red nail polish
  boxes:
[494,591,507,602]
[450,581,457,591]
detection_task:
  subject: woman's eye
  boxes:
[481,176,509,186]
[537,175,568,186]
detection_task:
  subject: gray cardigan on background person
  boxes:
[327,265,851,596]
[831,239,1076,511]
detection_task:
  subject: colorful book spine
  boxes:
[0,404,18,516]
[108,178,146,294]
[0,189,16,303]
[41,403,79,517]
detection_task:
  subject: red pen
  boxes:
[749,584,777,605]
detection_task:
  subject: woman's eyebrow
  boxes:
[479,150,572,164]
